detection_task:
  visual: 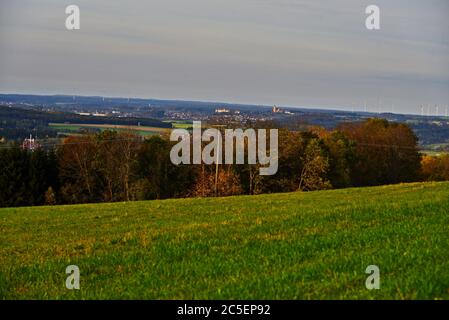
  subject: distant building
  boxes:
[215,108,231,114]
[22,134,40,151]
[272,105,282,113]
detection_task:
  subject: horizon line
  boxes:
[0,91,443,118]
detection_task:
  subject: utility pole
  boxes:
[212,125,225,197]
[215,136,220,197]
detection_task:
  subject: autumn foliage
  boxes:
[1,119,446,208]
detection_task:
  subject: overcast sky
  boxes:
[1,0,448,114]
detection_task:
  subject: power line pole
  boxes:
[212,125,225,197]
[215,137,220,197]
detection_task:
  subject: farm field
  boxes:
[167,120,193,129]
[0,182,448,299]
[49,123,171,136]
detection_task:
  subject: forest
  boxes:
[0,118,448,208]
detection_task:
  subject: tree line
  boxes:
[0,118,446,208]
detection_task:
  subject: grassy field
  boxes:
[421,143,449,156]
[0,182,448,300]
[166,120,193,129]
[49,123,170,136]
[421,150,449,157]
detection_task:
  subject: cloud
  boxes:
[0,0,448,113]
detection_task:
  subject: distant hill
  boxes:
[0,105,171,127]
[1,93,449,146]
[0,105,171,140]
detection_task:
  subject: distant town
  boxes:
[1,93,449,154]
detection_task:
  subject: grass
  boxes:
[0,182,448,300]
[168,120,193,129]
[49,123,170,136]
[421,150,449,156]
[421,142,449,156]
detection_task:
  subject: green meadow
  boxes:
[49,123,169,136]
[169,121,193,129]
[0,182,448,299]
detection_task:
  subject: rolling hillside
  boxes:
[1,182,448,299]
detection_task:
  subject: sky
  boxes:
[0,0,448,115]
